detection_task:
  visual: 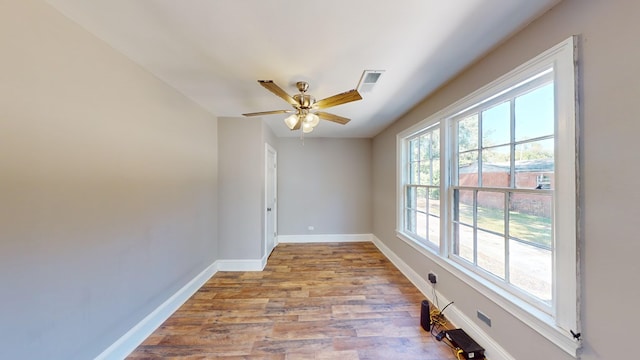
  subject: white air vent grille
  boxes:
[364,72,382,83]
[357,70,385,93]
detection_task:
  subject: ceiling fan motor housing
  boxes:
[296,81,309,93]
[293,94,315,109]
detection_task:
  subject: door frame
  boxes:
[264,143,278,258]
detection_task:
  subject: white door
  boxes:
[265,144,277,257]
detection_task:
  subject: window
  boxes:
[452,73,555,304]
[403,125,441,248]
[396,37,578,356]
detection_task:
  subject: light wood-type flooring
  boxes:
[127,242,457,359]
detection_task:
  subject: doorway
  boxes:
[264,143,277,258]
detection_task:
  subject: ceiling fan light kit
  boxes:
[302,121,314,134]
[242,80,363,134]
[284,111,320,132]
[305,113,320,127]
[284,114,299,130]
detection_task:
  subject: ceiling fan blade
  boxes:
[316,111,351,125]
[242,110,293,117]
[313,89,362,110]
[258,80,298,107]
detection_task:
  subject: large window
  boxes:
[397,37,578,356]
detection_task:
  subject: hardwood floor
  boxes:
[127,242,456,359]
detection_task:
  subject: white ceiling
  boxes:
[45,0,560,138]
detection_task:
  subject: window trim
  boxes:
[396,37,579,357]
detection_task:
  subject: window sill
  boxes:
[395,230,580,357]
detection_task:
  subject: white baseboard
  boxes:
[94,262,218,360]
[216,257,266,271]
[277,233,373,243]
[370,235,515,360]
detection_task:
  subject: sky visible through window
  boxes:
[482,82,554,150]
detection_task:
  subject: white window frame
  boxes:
[396,37,579,357]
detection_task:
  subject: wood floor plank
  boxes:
[127,242,456,359]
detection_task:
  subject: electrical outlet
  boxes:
[428,272,437,284]
[477,310,492,327]
[307,225,314,231]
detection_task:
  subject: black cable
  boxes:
[440,301,454,314]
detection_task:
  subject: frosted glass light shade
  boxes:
[302,121,314,133]
[304,113,320,127]
[284,114,299,130]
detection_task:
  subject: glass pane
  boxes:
[458,114,479,152]
[482,144,510,164]
[416,187,427,213]
[406,209,416,233]
[428,215,440,247]
[477,191,505,234]
[515,138,554,189]
[482,145,511,187]
[431,131,440,160]
[514,138,553,162]
[410,138,420,161]
[459,191,475,225]
[428,188,440,215]
[416,212,427,239]
[515,82,554,142]
[419,135,429,161]
[454,189,474,225]
[419,161,430,185]
[410,162,420,184]
[454,223,474,263]
[406,187,417,210]
[509,240,552,302]
[431,131,440,185]
[432,158,440,186]
[509,192,552,249]
[458,150,478,186]
[482,101,511,147]
[478,230,505,279]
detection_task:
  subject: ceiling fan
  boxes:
[242,80,362,133]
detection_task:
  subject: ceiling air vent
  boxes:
[357,70,385,94]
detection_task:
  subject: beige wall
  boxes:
[217,117,263,259]
[372,0,640,359]
[0,1,218,359]
[278,138,372,235]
